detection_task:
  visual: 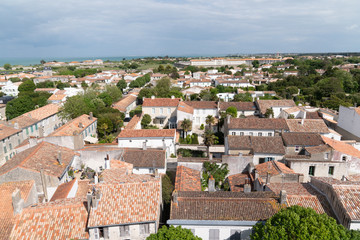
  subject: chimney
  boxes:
[208,175,216,192]
[151,95,155,99]
[266,172,271,184]
[244,183,251,193]
[40,169,48,202]
[247,162,255,174]
[227,115,231,125]
[280,190,287,204]
[57,151,62,165]
[89,112,93,120]
[172,190,178,205]
[104,154,110,169]
[91,195,98,209]
[78,122,84,128]
[143,142,147,150]
[14,122,19,129]
[154,168,159,178]
[12,188,24,215]
[209,153,213,161]
[86,190,92,211]
[254,170,259,181]
[94,173,98,184]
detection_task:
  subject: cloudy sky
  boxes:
[0,0,359,58]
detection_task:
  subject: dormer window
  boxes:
[325,153,329,159]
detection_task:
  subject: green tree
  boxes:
[116,79,127,92]
[60,95,91,120]
[40,60,46,64]
[97,117,113,138]
[181,118,192,137]
[6,95,35,120]
[264,108,274,118]
[147,225,201,240]
[203,129,218,157]
[252,60,260,68]
[201,161,229,190]
[162,174,174,205]
[18,80,36,93]
[81,82,89,89]
[233,93,253,102]
[141,114,152,128]
[3,63,11,70]
[226,106,237,118]
[98,92,113,107]
[205,115,215,129]
[251,206,360,240]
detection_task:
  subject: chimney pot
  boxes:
[208,175,216,192]
[94,173,98,185]
[151,95,155,99]
[244,183,251,193]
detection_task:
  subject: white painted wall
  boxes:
[193,109,218,126]
[338,106,360,139]
[118,137,175,156]
[228,129,275,137]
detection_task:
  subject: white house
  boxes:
[117,129,177,156]
[1,81,21,96]
[256,99,296,118]
[185,101,218,128]
[337,106,360,141]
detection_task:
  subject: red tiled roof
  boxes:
[255,160,295,177]
[227,136,285,155]
[177,101,194,114]
[0,142,77,178]
[122,148,166,168]
[88,180,161,227]
[22,103,60,121]
[286,119,329,133]
[228,118,289,130]
[256,100,296,114]
[0,123,21,141]
[175,166,201,191]
[118,129,176,138]
[322,136,360,159]
[49,114,97,137]
[124,114,141,130]
[227,173,252,192]
[0,180,35,240]
[50,179,77,201]
[113,95,137,112]
[184,101,217,109]
[281,132,324,146]
[10,198,89,239]
[143,98,181,107]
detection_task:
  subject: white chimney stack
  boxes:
[94,173,98,184]
[104,154,110,169]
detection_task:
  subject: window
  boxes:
[152,108,155,114]
[168,108,171,114]
[140,223,150,234]
[232,132,235,136]
[329,166,334,175]
[295,146,300,152]
[120,225,130,237]
[31,126,33,133]
[268,132,272,136]
[35,124,38,130]
[230,229,241,240]
[5,156,8,161]
[9,143,12,150]
[26,128,29,135]
[209,229,219,240]
[342,155,347,161]
[160,108,163,114]
[249,132,253,136]
[240,132,244,136]
[160,119,164,125]
[309,166,315,176]
[258,132,262,136]
[3,146,7,154]
[325,153,329,159]
[94,228,100,239]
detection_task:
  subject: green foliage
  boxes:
[252,60,260,68]
[200,124,204,130]
[264,108,274,118]
[97,117,113,138]
[177,148,205,158]
[251,206,360,240]
[141,114,152,128]
[3,63,11,70]
[226,106,237,118]
[98,92,113,107]
[162,174,174,205]
[129,73,151,88]
[116,79,127,92]
[9,77,21,83]
[147,225,201,240]
[201,161,229,190]
[6,95,35,120]
[58,68,97,78]
[129,106,142,117]
[179,133,199,145]
[137,77,183,100]
[36,81,55,88]
[19,79,36,93]
[205,115,215,128]
[181,118,192,137]
[199,89,218,101]
[233,93,253,102]
[56,82,71,90]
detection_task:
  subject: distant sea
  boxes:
[0,54,223,67]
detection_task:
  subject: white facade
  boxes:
[337,106,360,139]
[118,137,176,156]
[217,93,235,102]
[189,81,212,88]
[228,129,276,137]
[192,108,218,127]
[2,81,20,96]
[168,220,254,240]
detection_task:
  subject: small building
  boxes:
[281,132,324,155]
[337,106,360,141]
[0,123,23,165]
[219,102,257,117]
[112,94,137,117]
[185,101,218,129]
[117,129,177,156]
[256,100,296,118]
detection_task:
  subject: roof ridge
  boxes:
[18,141,47,168]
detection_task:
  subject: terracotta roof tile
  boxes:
[322,136,360,158]
[10,198,89,240]
[255,160,295,177]
[177,101,194,114]
[175,166,201,191]
[0,142,77,178]
[256,100,296,114]
[0,123,21,141]
[122,148,166,168]
[143,98,181,107]
[227,136,285,155]
[228,118,289,130]
[50,179,77,201]
[117,129,176,138]
[282,132,324,146]
[219,102,256,112]
[184,101,217,109]
[113,95,137,112]
[124,114,141,130]
[227,173,252,192]
[88,180,161,227]
[48,94,66,101]
[0,180,35,240]
[170,191,283,221]
[286,119,329,133]
[49,114,96,137]
[75,180,91,198]
[14,104,60,122]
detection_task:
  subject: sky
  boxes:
[0,0,359,58]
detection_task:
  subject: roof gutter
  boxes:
[167,219,261,226]
[88,220,156,229]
